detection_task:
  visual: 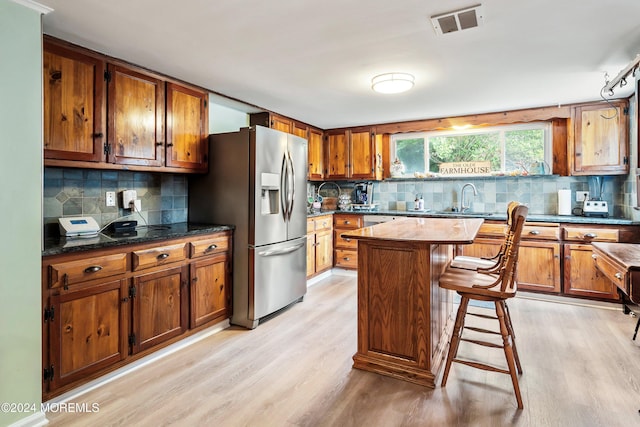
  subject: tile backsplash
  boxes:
[43,167,188,235]
[311,175,628,217]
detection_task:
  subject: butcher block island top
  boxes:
[341,217,484,243]
[341,217,484,388]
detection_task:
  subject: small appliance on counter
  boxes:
[353,182,377,211]
[58,216,100,238]
[581,176,609,218]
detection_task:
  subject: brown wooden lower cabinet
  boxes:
[307,215,333,278]
[564,243,619,300]
[131,265,189,354]
[333,214,363,269]
[48,279,129,390]
[190,253,230,328]
[42,230,232,399]
[458,236,561,293]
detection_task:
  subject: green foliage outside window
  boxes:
[392,124,548,176]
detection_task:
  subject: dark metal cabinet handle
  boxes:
[584,233,597,239]
[84,265,103,273]
[157,253,170,260]
[205,244,218,252]
[343,257,350,261]
[615,272,622,279]
[529,230,540,235]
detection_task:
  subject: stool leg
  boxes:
[496,301,523,409]
[633,315,640,341]
[503,302,522,374]
[441,294,469,387]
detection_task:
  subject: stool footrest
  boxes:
[453,358,510,375]
[464,326,501,335]
[467,312,498,320]
[460,337,503,348]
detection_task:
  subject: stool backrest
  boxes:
[499,203,528,292]
[473,202,528,292]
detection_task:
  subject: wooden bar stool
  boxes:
[439,203,528,409]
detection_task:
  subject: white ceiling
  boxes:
[38,0,640,129]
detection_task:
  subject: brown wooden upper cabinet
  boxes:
[570,100,629,175]
[107,64,165,167]
[165,82,208,171]
[43,36,209,173]
[307,127,324,181]
[325,127,382,180]
[43,38,106,162]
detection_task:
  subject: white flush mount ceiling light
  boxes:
[371,73,415,94]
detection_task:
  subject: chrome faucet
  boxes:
[460,183,478,213]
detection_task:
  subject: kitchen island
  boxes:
[341,217,484,388]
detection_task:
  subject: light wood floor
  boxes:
[46,275,640,427]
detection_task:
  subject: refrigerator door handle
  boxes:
[287,150,295,222]
[258,242,305,257]
[280,153,289,222]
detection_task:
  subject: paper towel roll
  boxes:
[558,189,572,215]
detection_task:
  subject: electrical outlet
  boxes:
[576,191,589,202]
[105,191,116,207]
[122,190,137,209]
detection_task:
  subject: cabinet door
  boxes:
[564,244,619,299]
[517,241,561,293]
[270,115,292,134]
[572,102,628,175]
[49,279,129,390]
[292,121,308,139]
[43,40,105,162]
[308,128,324,180]
[306,233,316,277]
[315,229,333,273]
[107,64,165,167]
[166,82,208,171]
[190,254,230,328]
[131,265,188,353]
[325,131,349,179]
[460,238,561,293]
[350,129,376,179]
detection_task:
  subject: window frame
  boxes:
[389,122,552,177]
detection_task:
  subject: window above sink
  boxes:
[390,122,552,178]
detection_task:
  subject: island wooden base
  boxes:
[351,239,455,388]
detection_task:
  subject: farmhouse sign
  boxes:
[439,161,491,175]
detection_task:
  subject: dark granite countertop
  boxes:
[43,222,234,257]
[308,209,638,225]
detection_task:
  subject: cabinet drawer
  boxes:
[477,222,507,238]
[132,243,187,271]
[314,215,333,232]
[335,230,358,249]
[49,252,128,288]
[563,227,619,242]
[592,250,627,290]
[335,249,358,269]
[307,219,315,233]
[522,224,559,240]
[334,214,363,229]
[190,236,229,259]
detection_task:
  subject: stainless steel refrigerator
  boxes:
[189,126,308,329]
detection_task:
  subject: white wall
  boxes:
[0,1,45,425]
[208,97,249,134]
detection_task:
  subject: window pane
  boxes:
[395,138,425,175]
[504,129,545,172]
[428,133,500,172]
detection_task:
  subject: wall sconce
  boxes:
[371,73,415,94]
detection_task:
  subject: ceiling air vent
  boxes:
[431,4,484,35]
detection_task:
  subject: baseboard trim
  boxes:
[45,320,229,405]
[7,411,48,427]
